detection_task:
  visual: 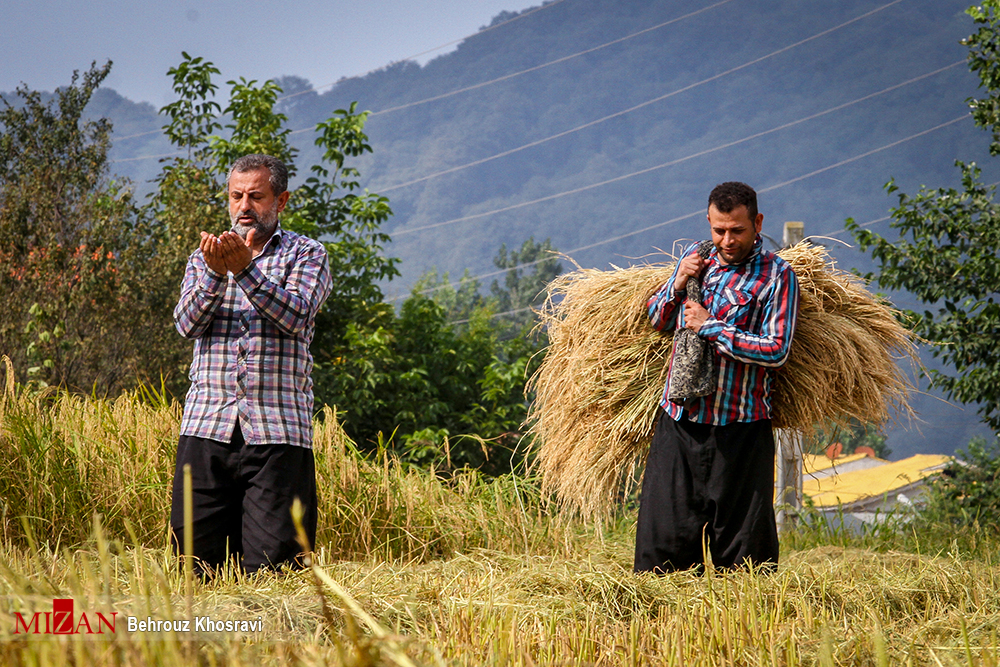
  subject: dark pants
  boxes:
[634,412,778,573]
[169,423,317,575]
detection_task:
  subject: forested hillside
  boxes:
[96,0,991,279]
[6,0,996,456]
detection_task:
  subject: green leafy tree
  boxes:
[410,268,486,323]
[809,419,892,459]
[0,62,173,391]
[490,236,562,340]
[291,101,399,367]
[847,2,1000,434]
[315,292,525,473]
[149,53,399,397]
[321,238,563,472]
[920,436,1000,533]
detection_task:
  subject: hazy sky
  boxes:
[1,0,540,105]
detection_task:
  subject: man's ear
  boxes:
[754,213,763,234]
[276,190,291,214]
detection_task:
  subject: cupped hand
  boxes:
[218,231,253,274]
[200,232,228,275]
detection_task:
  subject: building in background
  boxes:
[800,453,951,531]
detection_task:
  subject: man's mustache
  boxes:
[235,210,260,224]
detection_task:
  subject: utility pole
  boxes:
[775,221,805,531]
[783,221,804,247]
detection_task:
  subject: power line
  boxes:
[448,305,535,326]
[113,149,185,163]
[112,128,163,142]
[109,0,570,144]
[826,216,891,238]
[282,1,735,139]
[391,111,970,302]
[111,0,904,164]
[391,60,964,237]
[374,0,906,193]
[444,214,894,324]
[820,178,1000,240]
[757,115,968,194]
[367,0,736,117]
[411,170,1000,313]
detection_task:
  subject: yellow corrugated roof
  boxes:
[802,452,875,474]
[803,454,952,508]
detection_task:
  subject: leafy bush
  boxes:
[0,63,180,393]
[918,436,1000,533]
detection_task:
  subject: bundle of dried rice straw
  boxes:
[527,241,917,517]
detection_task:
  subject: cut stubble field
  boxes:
[1,365,998,666]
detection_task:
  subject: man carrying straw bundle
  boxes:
[635,182,799,574]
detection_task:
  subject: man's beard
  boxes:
[231,205,279,241]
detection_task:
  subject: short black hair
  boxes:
[708,181,758,221]
[228,154,289,195]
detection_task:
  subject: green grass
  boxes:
[1,369,999,665]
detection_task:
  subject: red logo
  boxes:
[14,599,117,635]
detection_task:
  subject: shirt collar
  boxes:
[746,234,763,262]
[259,223,284,255]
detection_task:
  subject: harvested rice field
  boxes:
[1,320,996,666]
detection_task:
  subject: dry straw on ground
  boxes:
[528,242,918,517]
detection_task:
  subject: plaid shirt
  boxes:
[647,236,799,425]
[174,226,332,448]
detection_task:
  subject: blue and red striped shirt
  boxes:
[174,226,332,448]
[647,236,799,425]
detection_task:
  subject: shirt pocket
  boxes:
[714,287,755,327]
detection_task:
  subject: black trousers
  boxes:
[169,423,317,574]
[634,412,778,573]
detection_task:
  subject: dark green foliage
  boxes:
[314,238,562,473]
[313,294,534,474]
[919,436,1000,534]
[491,239,555,301]
[490,238,561,325]
[810,418,892,459]
[849,167,1000,432]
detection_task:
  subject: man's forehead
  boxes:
[229,169,272,192]
[708,203,752,225]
